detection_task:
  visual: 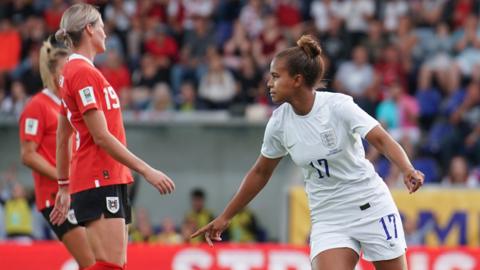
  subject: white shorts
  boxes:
[310,211,407,262]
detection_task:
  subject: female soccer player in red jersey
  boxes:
[49,4,175,270]
[19,36,95,269]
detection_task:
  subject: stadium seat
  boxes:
[412,157,440,183]
[416,88,442,117]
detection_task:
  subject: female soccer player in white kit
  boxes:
[192,35,424,270]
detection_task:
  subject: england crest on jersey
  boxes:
[106,197,120,214]
[320,128,337,149]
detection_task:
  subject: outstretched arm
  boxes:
[82,109,175,194]
[191,155,282,245]
[366,125,424,193]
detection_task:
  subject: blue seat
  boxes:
[416,88,442,117]
[413,157,440,183]
[375,157,391,179]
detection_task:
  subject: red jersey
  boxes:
[19,89,61,210]
[60,53,133,194]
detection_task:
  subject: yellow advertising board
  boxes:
[289,187,480,246]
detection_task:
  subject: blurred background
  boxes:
[1,0,480,269]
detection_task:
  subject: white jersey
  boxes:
[262,91,396,224]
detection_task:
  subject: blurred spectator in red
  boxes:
[144,25,178,69]
[0,20,21,72]
[275,0,302,29]
[43,0,66,33]
[223,20,251,71]
[442,156,477,187]
[443,0,480,30]
[198,49,236,110]
[375,45,408,96]
[252,15,286,70]
[137,0,167,23]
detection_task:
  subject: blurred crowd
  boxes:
[1,0,480,241]
[0,167,265,243]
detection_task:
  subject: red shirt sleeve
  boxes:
[19,101,45,144]
[69,66,104,114]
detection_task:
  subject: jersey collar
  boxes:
[42,88,61,105]
[68,53,94,67]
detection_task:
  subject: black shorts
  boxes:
[71,184,132,226]
[40,207,79,240]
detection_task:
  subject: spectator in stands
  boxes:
[148,83,174,112]
[157,217,183,244]
[334,45,376,114]
[418,22,454,93]
[225,207,261,243]
[375,45,408,95]
[450,15,480,90]
[184,188,214,244]
[198,49,236,109]
[144,24,179,71]
[1,181,34,243]
[0,80,28,118]
[171,15,215,93]
[176,81,197,111]
[234,55,263,106]
[239,0,271,39]
[133,54,168,89]
[223,20,251,71]
[43,0,66,33]
[442,155,477,187]
[252,15,287,70]
[130,207,158,243]
[310,0,343,34]
[379,0,409,33]
[339,0,375,46]
[360,20,388,63]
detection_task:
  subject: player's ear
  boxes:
[293,74,304,88]
[84,23,94,36]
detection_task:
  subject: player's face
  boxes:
[90,17,106,53]
[267,57,295,104]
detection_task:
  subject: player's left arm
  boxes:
[365,125,424,193]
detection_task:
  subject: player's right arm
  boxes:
[82,109,175,195]
[191,155,281,245]
[50,114,73,225]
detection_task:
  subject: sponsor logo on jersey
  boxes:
[320,129,337,149]
[67,209,78,225]
[79,86,96,106]
[106,197,120,214]
[25,118,39,135]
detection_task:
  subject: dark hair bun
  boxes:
[296,35,322,59]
